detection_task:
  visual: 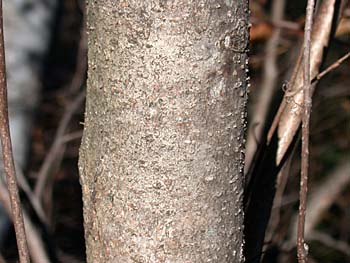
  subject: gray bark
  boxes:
[79,1,249,262]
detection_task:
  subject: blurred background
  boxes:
[248,0,350,262]
[0,0,349,262]
[1,0,85,261]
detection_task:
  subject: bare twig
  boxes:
[34,91,85,199]
[313,51,350,82]
[267,42,304,145]
[266,132,301,245]
[284,162,350,259]
[0,1,30,262]
[297,0,315,262]
[291,161,350,241]
[60,130,83,144]
[35,1,87,201]
[308,231,350,256]
[267,98,285,144]
[250,17,302,31]
[273,0,340,165]
[245,0,286,171]
[0,180,50,263]
[15,165,48,225]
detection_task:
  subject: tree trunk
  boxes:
[79,1,249,262]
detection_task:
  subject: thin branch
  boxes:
[15,165,48,225]
[245,0,286,171]
[285,161,350,254]
[273,0,340,165]
[266,131,301,245]
[0,180,50,263]
[60,130,83,144]
[267,98,285,144]
[34,91,85,199]
[250,17,302,31]
[0,1,30,262]
[308,231,350,256]
[313,51,350,82]
[296,161,350,240]
[34,1,87,200]
[267,43,304,145]
[298,0,315,262]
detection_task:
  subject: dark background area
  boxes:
[248,0,350,262]
[5,0,87,261]
[30,0,86,261]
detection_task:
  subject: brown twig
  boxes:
[308,231,350,256]
[245,0,286,171]
[285,162,350,253]
[34,91,85,200]
[35,0,87,201]
[60,130,83,144]
[0,1,30,262]
[15,166,48,225]
[304,161,349,239]
[266,131,301,245]
[297,0,315,262]
[250,17,302,31]
[274,0,340,165]
[313,51,350,82]
[267,43,304,145]
[267,98,285,144]
[0,180,50,263]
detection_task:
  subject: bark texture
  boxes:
[79,1,249,262]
